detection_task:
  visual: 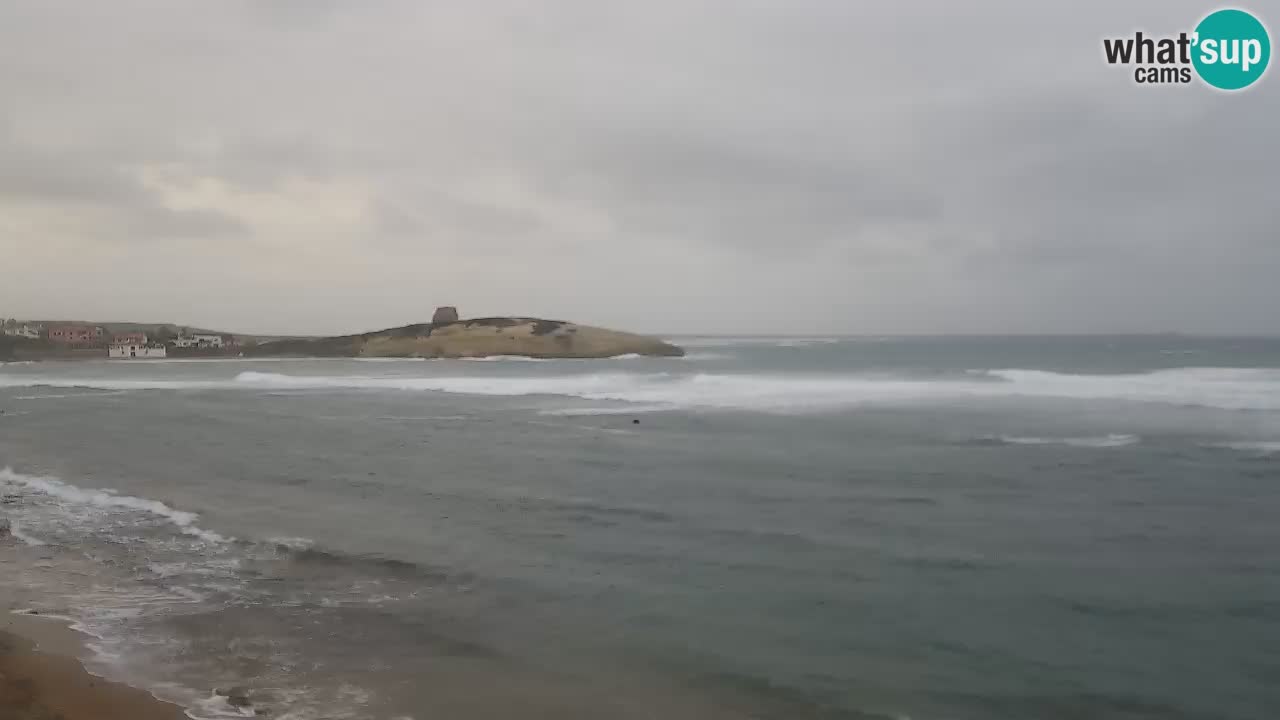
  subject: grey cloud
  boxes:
[0,141,139,205]
[0,136,249,242]
[372,196,547,250]
[959,90,1279,265]
[119,206,251,242]
[541,129,944,255]
[0,1,1277,334]
[182,136,394,191]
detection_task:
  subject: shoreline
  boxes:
[0,612,186,720]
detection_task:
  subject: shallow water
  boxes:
[2,336,1279,719]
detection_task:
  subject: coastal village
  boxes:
[1,318,237,360]
[2,307,684,361]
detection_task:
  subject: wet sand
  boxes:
[1,595,185,720]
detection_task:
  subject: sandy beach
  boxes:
[0,618,184,720]
[1,525,183,720]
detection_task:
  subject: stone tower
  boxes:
[432,306,459,324]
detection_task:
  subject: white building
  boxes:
[193,333,224,348]
[109,343,167,359]
[172,333,225,348]
[2,323,42,339]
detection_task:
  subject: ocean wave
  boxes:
[262,544,459,585]
[266,536,316,550]
[7,518,47,545]
[13,391,129,400]
[539,404,674,416]
[1207,441,1280,455]
[671,336,843,348]
[983,368,1280,411]
[0,467,229,543]
[4,366,1280,412]
[458,352,661,361]
[374,414,470,421]
[458,355,548,362]
[984,434,1140,448]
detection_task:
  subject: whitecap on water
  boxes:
[0,467,230,544]
[5,366,1280,413]
[1206,441,1280,455]
[989,434,1140,448]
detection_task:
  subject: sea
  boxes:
[1,335,1278,720]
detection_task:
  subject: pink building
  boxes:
[48,325,104,345]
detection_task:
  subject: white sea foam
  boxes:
[1209,441,1280,455]
[984,368,1280,411]
[7,518,47,545]
[374,415,469,421]
[267,536,316,550]
[0,467,229,543]
[457,352,655,361]
[539,404,674,416]
[189,692,257,719]
[458,355,548,362]
[993,434,1140,448]
[4,367,1280,412]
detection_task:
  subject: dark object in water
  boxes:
[216,686,253,708]
[633,419,640,425]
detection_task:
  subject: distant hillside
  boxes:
[245,316,684,359]
[24,320,217,335]
[18,321,293,343]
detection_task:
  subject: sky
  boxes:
[0,1,1276,335]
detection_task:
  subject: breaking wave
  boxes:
[539,404,676,416]
[985,434,1141,448]
[6,518,47,546]
[3,367,1280,412]
[0,467,229,543]
[1207,441,1280,455]
[983,368,1280,410]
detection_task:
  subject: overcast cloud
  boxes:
[1,1,1276,335]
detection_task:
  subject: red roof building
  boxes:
[112,332,148,346]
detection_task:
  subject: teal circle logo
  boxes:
[1192,9,1271,90]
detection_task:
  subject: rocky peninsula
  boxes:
[244,308,684,359]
